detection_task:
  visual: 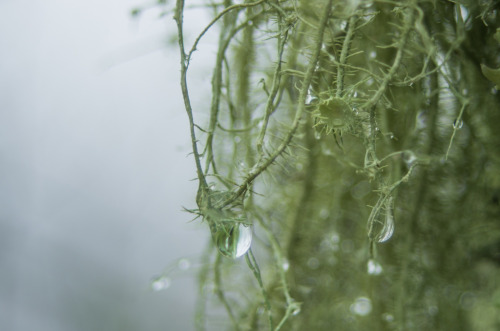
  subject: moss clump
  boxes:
[312,97,351,135]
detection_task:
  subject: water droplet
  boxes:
[350,297,372,316]
[369,51,377,59]
[314,131,321,140]
[377,198,395,243]
[459,5,469,21]
[216,223,252,259]
[460,292,476,310]
[330,232,340,244]
[382,313,394,322]
[367,259,383,275]
[319,208,329,219]
[234,135,241,143]
[369,197,395,243]
[340,21,347,31]
[307,257,320,270]
[151,276,171,291]
[453,118,464,129]
[321,146,333,156]
[282,259,290,271]
[305,93,313,104]
[353,91,358,98]
[307,96,318,106]
[390,133,395,139]
[177,258,191,270]
[292,306,301,316]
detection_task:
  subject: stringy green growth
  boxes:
[197,188,252,258]
[150,0,500,330]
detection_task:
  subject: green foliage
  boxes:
[170,0,500,330]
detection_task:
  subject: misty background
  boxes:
[0,0,216,330]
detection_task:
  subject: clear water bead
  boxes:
[151,276,171,291]
[453,119,464,129]
[307,257,320,270]
[216,224,252,259]
[367,259,383,275]
[282,259,290,272]
[377,203,395,243]
[177,258,191,270]
[368,197,395,243]
[383,313,394,322]
[350,297,372,316]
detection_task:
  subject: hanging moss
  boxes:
[170,0,500,330]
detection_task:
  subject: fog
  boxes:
[0,1,214,330]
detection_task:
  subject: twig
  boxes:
[225,0,335,207]
[174,0,208,191]
[246,249,273,330]
[214,254,240,331]
[336,15,357,98]
[187,0,268,64]
[256,11,291,155]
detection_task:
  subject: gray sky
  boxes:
[0,1,215,330]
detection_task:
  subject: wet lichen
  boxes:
[165,0,500,330]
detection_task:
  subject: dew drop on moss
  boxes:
[367,259,383,275]
[151,276,171,291]
[282,259,290,271]
[177,258,191,270]
[377,199,395,243]
[369,197,396,243]
[216,223,252,259]
[453,119,464,129]
[350,297,372,316]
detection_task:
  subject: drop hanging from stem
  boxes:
[368,195,395,243]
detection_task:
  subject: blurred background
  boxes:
[0,0,215,330]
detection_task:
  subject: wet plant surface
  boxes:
[151,0,500,330]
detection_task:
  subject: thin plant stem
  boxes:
[245,249,273,330]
